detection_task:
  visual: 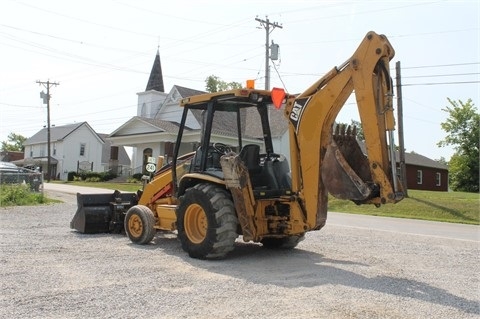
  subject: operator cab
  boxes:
[172,89,292,198]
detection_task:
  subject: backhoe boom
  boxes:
[285,31,404,229]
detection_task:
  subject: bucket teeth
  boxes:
[333,124,358,143]
[346,125,352,136]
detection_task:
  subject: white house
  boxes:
[20,122,130,180]
[108,51,291,174]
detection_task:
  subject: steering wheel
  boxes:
[265,152,282,162]
[213,142,232,154]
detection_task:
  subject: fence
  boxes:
[0,171,44,193]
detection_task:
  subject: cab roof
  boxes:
[179,88,292,111]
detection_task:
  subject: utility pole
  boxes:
[37,80,59,182]
[255,16,282,90]
[395,62,408,197]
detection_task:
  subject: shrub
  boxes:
[100,171,117,181]
[67,171,77,181]
[0,184,46,206]
[75,171,117,182]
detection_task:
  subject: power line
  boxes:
[0,23,149,56]
[402,80,480,86]
[1,30,262,91]
[0,102,43,108]
[401,62,480,69]
[280,1,445,24]
[2,2,477,126]
[402,72,479,79]
[14,1,158,39]
[403,97,441,111]
[2,6,476,94]
[0,33,148,76]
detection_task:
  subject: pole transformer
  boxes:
[37,80,59,182]
[255,16,282,90]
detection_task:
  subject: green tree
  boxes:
[436,156,448,166]
[205,75,242,93]
[1,133,27,152]
[438,98,479,192]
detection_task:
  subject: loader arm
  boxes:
[138,152,196,207]
[285,31,404,229]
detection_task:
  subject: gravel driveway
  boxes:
[1,191,479,318]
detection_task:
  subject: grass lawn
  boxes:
[328,190,479,225]
[57,181,479,225]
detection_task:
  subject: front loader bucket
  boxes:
[322,125,375,202]
[70,191,138,234]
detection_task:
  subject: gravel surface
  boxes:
[1,194,479,319]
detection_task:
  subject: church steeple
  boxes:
[145,49,164,92]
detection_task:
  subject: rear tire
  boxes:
[261,235,305,249]
[125,205,156,244]
[176,183,238,259]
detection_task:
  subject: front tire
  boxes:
[125,205,156,244]
[176,183,238,259]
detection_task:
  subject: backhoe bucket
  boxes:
[322,125,374,201]
[71,191,138,234]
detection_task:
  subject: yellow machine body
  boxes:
[72,32,404,259]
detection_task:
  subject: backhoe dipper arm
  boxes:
[285,31,404,229]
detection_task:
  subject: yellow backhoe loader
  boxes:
[71,31,404,259]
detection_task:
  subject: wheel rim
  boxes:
[128,214,143,238]
[184,203,207,244]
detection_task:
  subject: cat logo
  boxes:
[289,97,310,132]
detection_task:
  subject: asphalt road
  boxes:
[43,182,479,242]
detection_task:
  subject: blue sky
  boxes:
[1,0,478,160]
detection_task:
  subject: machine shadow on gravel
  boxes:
[178,241,479,315]
[70,226,479,315]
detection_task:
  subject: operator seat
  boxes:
[239,144,262,176]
